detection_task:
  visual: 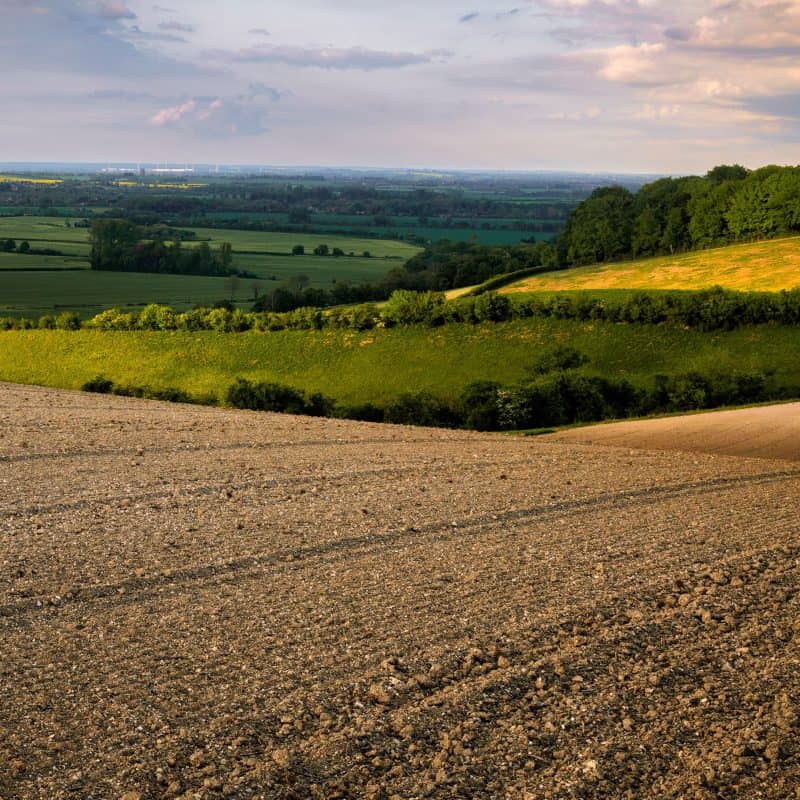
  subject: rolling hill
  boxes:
[501,237,800,294]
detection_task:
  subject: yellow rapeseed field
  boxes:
[0,175,62,185]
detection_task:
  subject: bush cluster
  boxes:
[82,376,213,405]
[225,378,333,417]
[3,286,800,334]
[81,356,797,432]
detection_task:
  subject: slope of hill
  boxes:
[546,402,800,462]
[2,321,800,407]
[502,237,800,293]
[2,382,799,799]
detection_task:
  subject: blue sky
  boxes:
[2,0,799,172]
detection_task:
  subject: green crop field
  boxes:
[2,319,799,406]
[0,252,87,270]
[186,227,420,259]
[230,253,401,284]
[0,271,262,317]
[0,216,91,245]
[503,237,800,293]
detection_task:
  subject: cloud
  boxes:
[159,21,194,33]
[88,89,158,101]
[97,0,136,20]
[149,84,283,137]
[249,27,271,36]
[126,24,188,43]
[0,1,212,78]
[596,42,666,85]
[633,103,681,120]
[206,43,448,70]
[549,104,603,120]
[151,98,198,126]
[460,12,480,22]
[663,26,691,41]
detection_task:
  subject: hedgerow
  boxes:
[5,286,800,335]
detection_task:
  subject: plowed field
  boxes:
[1,383,799,799]
[547,403,800,462]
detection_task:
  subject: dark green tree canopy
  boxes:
[559,164,800,266]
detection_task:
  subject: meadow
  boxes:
[2,319,799,406]
[502,237,800,293]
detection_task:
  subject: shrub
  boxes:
[334,403,385,423]
[382,290,447,327]
[138,304,178,331]
[55,312,81,331]
[225,378,334,417]
[384,392,460,428]
[82,375,114,394]
[472,292,513,322]
[459,381,503,431]
[528,345,589,376]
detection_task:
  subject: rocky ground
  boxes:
[1,382,799,799]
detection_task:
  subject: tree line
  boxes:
[89,219,237,277]
[559,164,800,266]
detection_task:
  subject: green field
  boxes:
[503,237,800,293]
[186,227,419,259]
[0,216,91,245]
[2,320,799,406]
[0,216,422,316]
[0,217,420,260]
[0,271,262,316]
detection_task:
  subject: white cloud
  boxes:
[150,99,197,126]
[597,43,665,83]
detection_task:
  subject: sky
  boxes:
[2,0,799,173]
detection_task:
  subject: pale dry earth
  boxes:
[1,382,799,800]
[546,403,800,463]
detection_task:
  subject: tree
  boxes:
[2,239,15,252]
[706,164,749,184]
[219,242,233,271]
[561,186,635,265]
[313,243,329,256]
[291,244,305,255]
[18,240,30,254]
[89,219,139,270]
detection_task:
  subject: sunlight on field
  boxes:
[503,237,800,293]
[0,175,62,185]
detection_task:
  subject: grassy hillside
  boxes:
[502,237,800,293]
[2,320,799,405]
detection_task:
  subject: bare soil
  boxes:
[546,402,800,462]
[1,383,799,799]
